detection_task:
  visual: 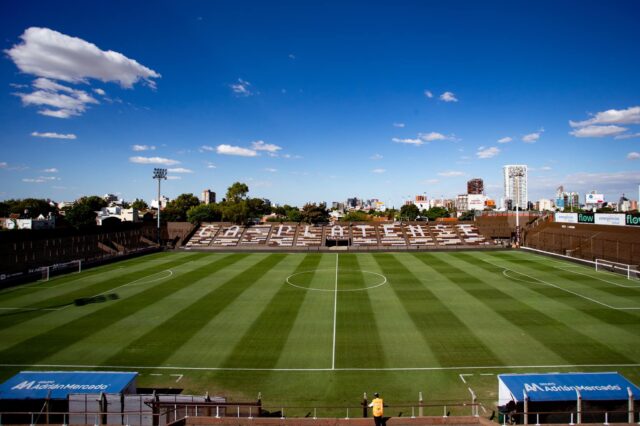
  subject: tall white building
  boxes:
[503,165,528,210]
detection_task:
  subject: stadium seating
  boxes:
[182,221,500,251]
[267,223,297,247]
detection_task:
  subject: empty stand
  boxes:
[268,223,297,247]
[211,224,246,247]
[431,223,462,246]
[295,224,323,247]
[405,223,436,247]
[350,223,380,246]
[239,224,272,246]
[185,223,221,248]
[379,223,407,248]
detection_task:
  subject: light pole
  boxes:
[509,168,525,246]
[153,168,167,245]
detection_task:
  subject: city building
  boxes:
[536,199,555,211]
[503,165,528,210]
[0,213,56,230]
[95,206,140,225]
[467,178,484,195]
[151,196,170,210]
[619,195,631,212]
[201,189,216,204]
[456,194,486,212]
[585,191,605,210]
[414,195,429,211]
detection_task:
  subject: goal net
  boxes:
[595,259,639,280]
[39,259,82,282]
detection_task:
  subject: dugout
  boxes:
[498,372,640,424]
[0,371,137,423]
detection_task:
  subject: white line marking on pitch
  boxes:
[459,373,471,384]
[171,374,184,383]
[2,362,638,372]
[485,259,640,311]
[332,253,338,371]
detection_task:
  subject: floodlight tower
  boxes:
[509,167,526,246]
[153,168,167,245]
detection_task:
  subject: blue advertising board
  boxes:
[498,373,640,404]
[0,371,138,400]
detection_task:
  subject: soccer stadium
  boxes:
[0,215,639,424]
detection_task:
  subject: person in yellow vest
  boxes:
[368,392,385,425]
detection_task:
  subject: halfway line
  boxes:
[332,253,338,370]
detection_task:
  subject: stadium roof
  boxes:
[0,371,138,400]
[498,373,640,405]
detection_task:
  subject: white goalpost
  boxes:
[595,258,639,280]
[39,259,82,282]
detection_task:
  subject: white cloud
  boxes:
[167,175,181,180]
[131,144,156,151]
[42,168,58,173]
[438,170,464,177]
[6,27,160,88]
[206,162,217,169]
[392,137,423,146]
[560,171,640,194]
[420,132,450,142]
[423,178,440,184]
[17,80,98,118]
[230,78,253,96]
[614,132,640,140]
[539,166,553,171]
[252,140,282,153]
[129,156,180,165]
[288,53,296,60]
[570,106,640,127]
[476,146,500,159]
[522,130,543,143]
[216,144,258,157]
[370,154,383,160]
[627,152,640,160]
[497,136,512,144]
[93,88,106,96]
[393,122,405,128]
[424,90,433,98]
[31,131,77,139]
[22,178,45,183]
[371,168,386,174]
[439,91,458,102]
[200,145,215,152]
[264,168,278,173]
[569,125,627,138]
[168,167,193,173]
[0,162,8,168]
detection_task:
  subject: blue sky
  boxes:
[1,1,639,207]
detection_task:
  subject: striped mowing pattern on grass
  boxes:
[0,250,638,407]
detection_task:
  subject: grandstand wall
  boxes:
[183,221,500,251]
[523,221,640,265]
[0,222,159,284]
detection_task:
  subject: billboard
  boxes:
[585,193,605,204]
[468,194,486,210]
[595,213,626,226]
[555,212,577,223]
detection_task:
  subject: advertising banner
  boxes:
[577,212,595,224]
[554,213,577,223]
[585,193,605,204]
[626,213,640,226]
[594,213,626,226]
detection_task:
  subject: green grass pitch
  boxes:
[0,250,639,415]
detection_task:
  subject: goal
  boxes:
[595,259,639,280]
[39,259,82,281]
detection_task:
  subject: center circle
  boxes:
[286,268,387,292]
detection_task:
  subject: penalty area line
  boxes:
[1,362,639,373]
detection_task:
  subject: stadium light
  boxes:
[509,168,525,246]
[153,168,167,245]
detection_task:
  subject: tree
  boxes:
[77,196,108,212]
[300,203,329,224]
[64,203,97,228]
[0,201,10,217]
[131,198,149,211]
[246,198,271,218]
[7,198,57,218]
[342,211,371,222]
[187,204,222,224]
[425,206,449,221]
[162,193,201,222]
[221,200,249,224]
[287,209,302,222]
[400,204,420,220]
[226,182,249,203]
[458,210,476,221]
